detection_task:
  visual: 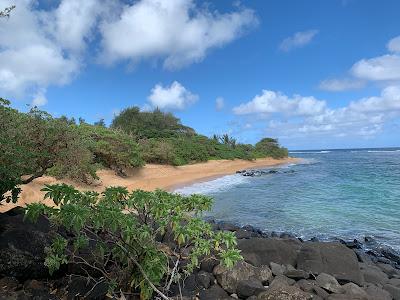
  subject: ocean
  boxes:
[175,148,400,251]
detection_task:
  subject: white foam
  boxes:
[174,174,250,195]
[290,150,331,154]
[367,150,400,153]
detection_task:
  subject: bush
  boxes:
[78,124,144,176]
[0,100,96,203]
[25,185,242,299]
[112,107,195,139]
[255,138,289,159]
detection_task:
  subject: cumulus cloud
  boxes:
[216,97,225,111]
[351,54,400,81]
[99,0,258,69]
[321,35,400,91]
[32,88,48,107]
[234,86,400,139]
[319,78,365,91]
[233,90,326,116]
[387,35,400,53]
[0,0,256,104]
[279,30,318,52]
[0,0,110,103]
[148,81,198,110]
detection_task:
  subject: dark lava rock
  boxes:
[297,242,364,285]
[235,229,258,239]
[238,238,301,267]
[200,257,219,273]
[198,284,230,300]
[383,284,400,300]
[361,264,389,286]
[196,271,214,289]
[67,275,108,300]
[0,207,55,280]
[258,284,312,300]
[284,269,310,280]
[236,279,266,298]
[364,284,392,300]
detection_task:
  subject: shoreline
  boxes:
[0,157,299,212]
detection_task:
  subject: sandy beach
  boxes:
[1,157,298,212]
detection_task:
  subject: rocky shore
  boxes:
[1,208,400,299]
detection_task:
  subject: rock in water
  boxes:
[297,242,364,285]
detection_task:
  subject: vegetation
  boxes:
[0,100,287,203]
[25,184,242,299]
[0,99,95,203]
[112,106,195,139]
[255,138,289,159]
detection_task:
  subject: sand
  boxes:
[0,157,298,212]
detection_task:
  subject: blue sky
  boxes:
[1,0,400,150]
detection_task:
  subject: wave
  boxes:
[174,174,249,195]
[367,150,400,153]
[290,150,331,154]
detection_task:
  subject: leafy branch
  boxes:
[25,184,242,299]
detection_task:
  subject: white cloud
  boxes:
[233,90,326,116]
[148,81,198,110]
[351,54,400,81]
[234,86,400,140]
[321,35,400,91]
[50,0,113,53]
[319,78,365,91]
[279,30,318,52]
[32,88,48,106]
[99,0,258,69]
[216,97,225,111]
[388,35,400,53]
[0,0,108,101]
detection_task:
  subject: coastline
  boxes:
[0,157,299,212]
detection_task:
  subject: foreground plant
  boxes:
[25,184,242,299]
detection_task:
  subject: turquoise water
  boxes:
[176,148,400,251]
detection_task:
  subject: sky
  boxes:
[1,0,400,150]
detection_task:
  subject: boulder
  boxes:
[258,284,313,300]
[270,262,285,276]
[389,278,400,287]
[284,269,309,280]
[316,273,343,294]
[237,279,266,298]
[238,238,301,267]
[198,285,230,300]
[378,263,399,277]
[0,207,55,280]
[213,261,272,293]
[269,275,296,288]
[384,284,400,300]
[341,282,368,300]
[361,265,389,286]
[196,271,214,289]
[200,258,219,273]
[297,242,364,285]
[364,284,392,300]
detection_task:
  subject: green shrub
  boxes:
[78,125,144,176]
[112,107,195,139]
[255,138,289,159]
[0,100,96,203]
[25,184,242,299]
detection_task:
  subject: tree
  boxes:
[0,100,96,204]
[78,124,144,176]
[93,118,106,127]
[26,185,242,299]
[111,106,195,139]
[0,5,15,18]
[255,138,288,159]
